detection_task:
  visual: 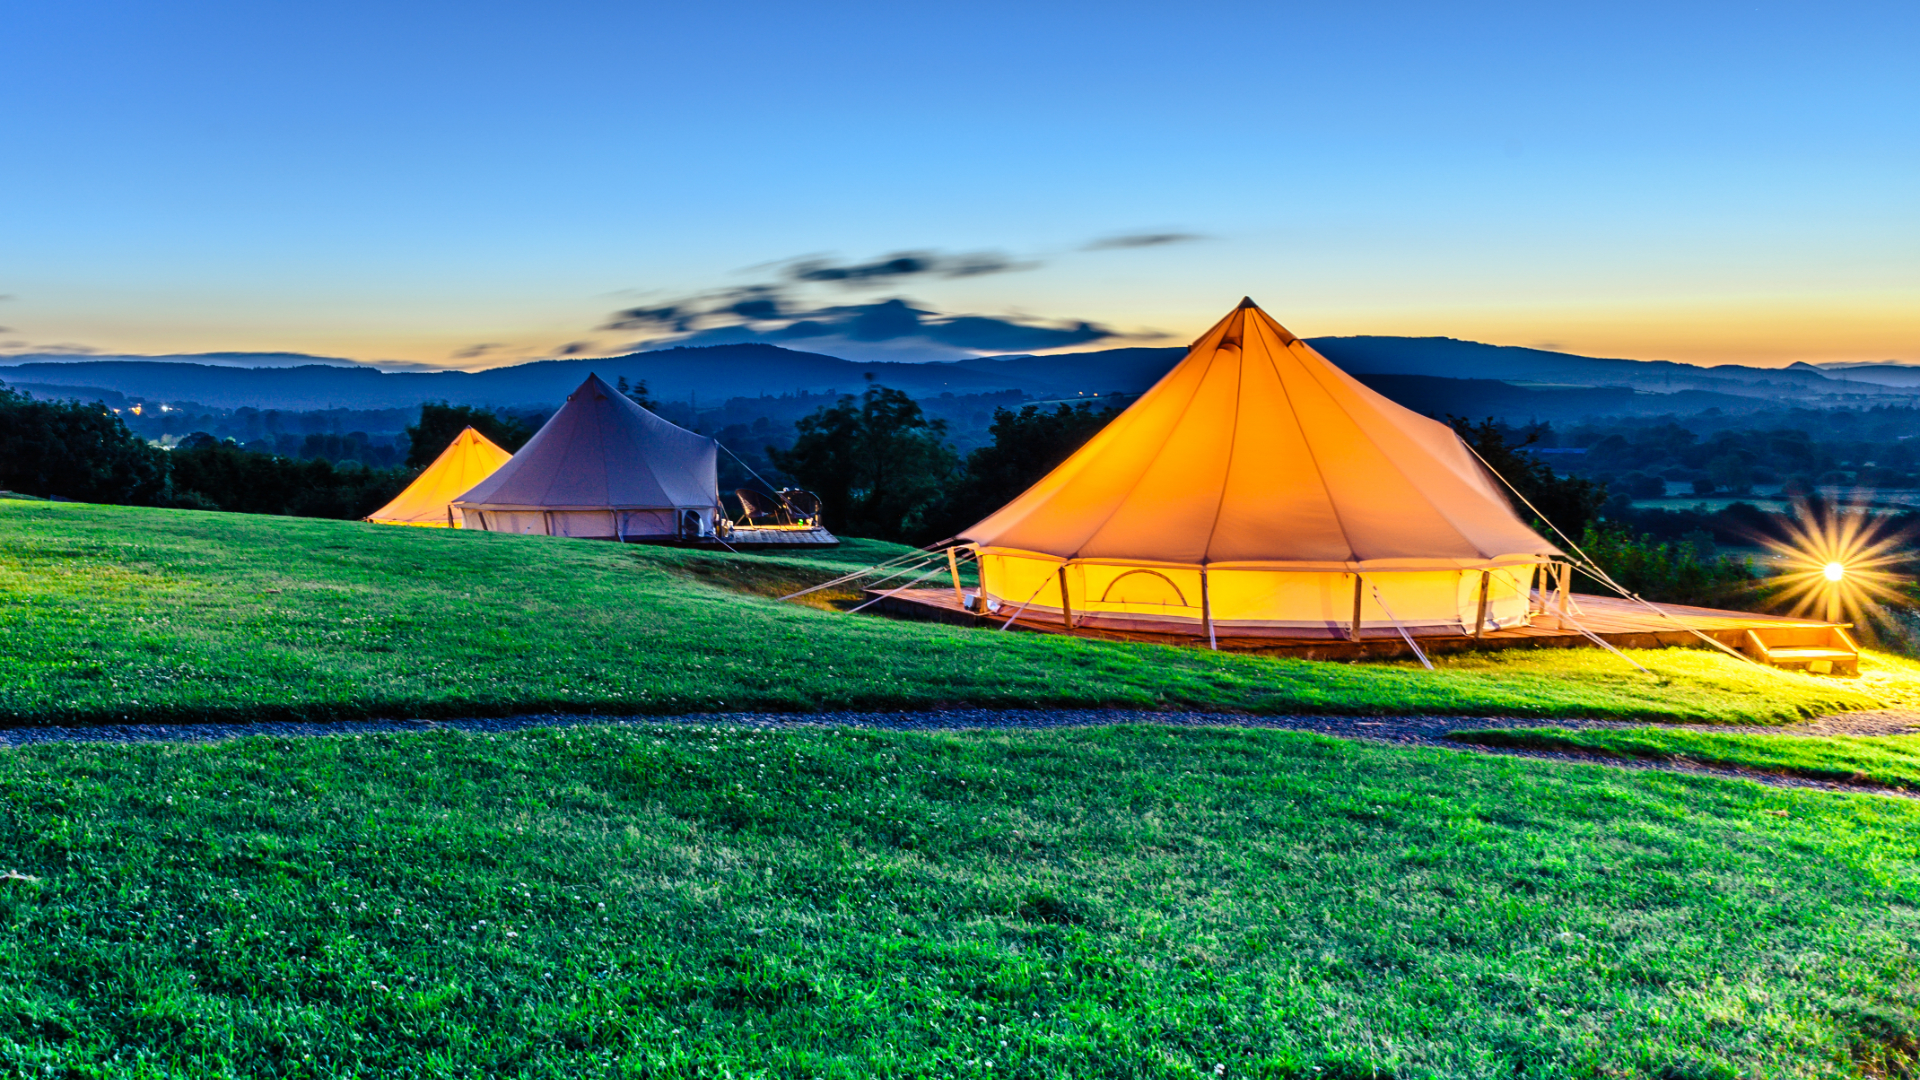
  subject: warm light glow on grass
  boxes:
[1764,499,1910,625]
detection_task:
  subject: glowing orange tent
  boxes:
[956,299,1564,638]
[365,426,512,528]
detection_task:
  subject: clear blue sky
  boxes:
[3,0,1915,368]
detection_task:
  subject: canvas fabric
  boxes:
[365,426,512,528]
[959,299,1562,631]
[452,373,718,538]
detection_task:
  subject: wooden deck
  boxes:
[862,587,1844,661]
[722,525,840,549]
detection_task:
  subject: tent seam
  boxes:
[1285,325,1522,559]
[1252,314,1362,566]
[965,312,1237,548]
[1198,312,1247,566]
[1066,313,1237,562]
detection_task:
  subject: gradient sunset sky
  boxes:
[4,0,1914,369]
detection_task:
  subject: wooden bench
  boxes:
[1741,625,1859,676]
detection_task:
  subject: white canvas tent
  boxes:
[451,373,721,540]
[957,299,1565,637]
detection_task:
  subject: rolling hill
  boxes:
[5,337,1915,417]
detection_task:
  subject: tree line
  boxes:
[0,389,533,518]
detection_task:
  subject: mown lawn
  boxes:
[0,499,1904,726]
[3,724,1920,1078]
[1453,725,1920,792]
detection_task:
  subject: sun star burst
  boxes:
[1761,497,1912,626]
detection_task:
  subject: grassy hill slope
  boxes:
[3,723,1919,1077]
[2,499,1912,727]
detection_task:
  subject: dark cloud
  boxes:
[619,297,1128,357]
[1083,232,1203,251]
[922,313,1112,352]
[555,341,595,356]
[599,247,1149,360]
[451,342,504,359]
[786,250,1030,286]
[0,327,12,335]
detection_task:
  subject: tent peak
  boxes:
[1236,296,1260,310]
[573,372,615,400]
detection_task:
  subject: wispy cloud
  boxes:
[0,341,104,356]
[787,250,1033,286]
[1082,232,1204,251]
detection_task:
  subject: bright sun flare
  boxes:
[1761,498,1909,625]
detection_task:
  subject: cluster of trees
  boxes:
[0,386,172,505]
[403,403,538,469]
[166,436,411,517]
[0,388,509,519]
[765,382,1122,544]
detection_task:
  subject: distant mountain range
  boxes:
[4,338,1916,418]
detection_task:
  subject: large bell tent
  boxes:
[451,373,721,540]
[365,426,512,528]
[955,299,1565,638]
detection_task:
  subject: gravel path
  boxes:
[3,708,1916,799]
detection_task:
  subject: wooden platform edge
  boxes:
[860,589,1830,662]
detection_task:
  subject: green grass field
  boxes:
[12,500,1920,1077]
[1,499,1910,726]
[1453,726,1920,792]
[4,724,1920,1078]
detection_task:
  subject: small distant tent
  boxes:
[365,426,512,528]
[451,373,721,540]
[956,299,1563,637]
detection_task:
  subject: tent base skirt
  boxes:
[863,587,1851,665]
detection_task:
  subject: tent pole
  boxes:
[1473,570,1490,638]
[1201,568,1216,650]
[975,550,991,615]
[948,547,965,606]
[1059,565,1076,631]
[1349,574,1363,642]
[1554,562,1570,629]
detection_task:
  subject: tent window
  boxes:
[1099,569,1188,608]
